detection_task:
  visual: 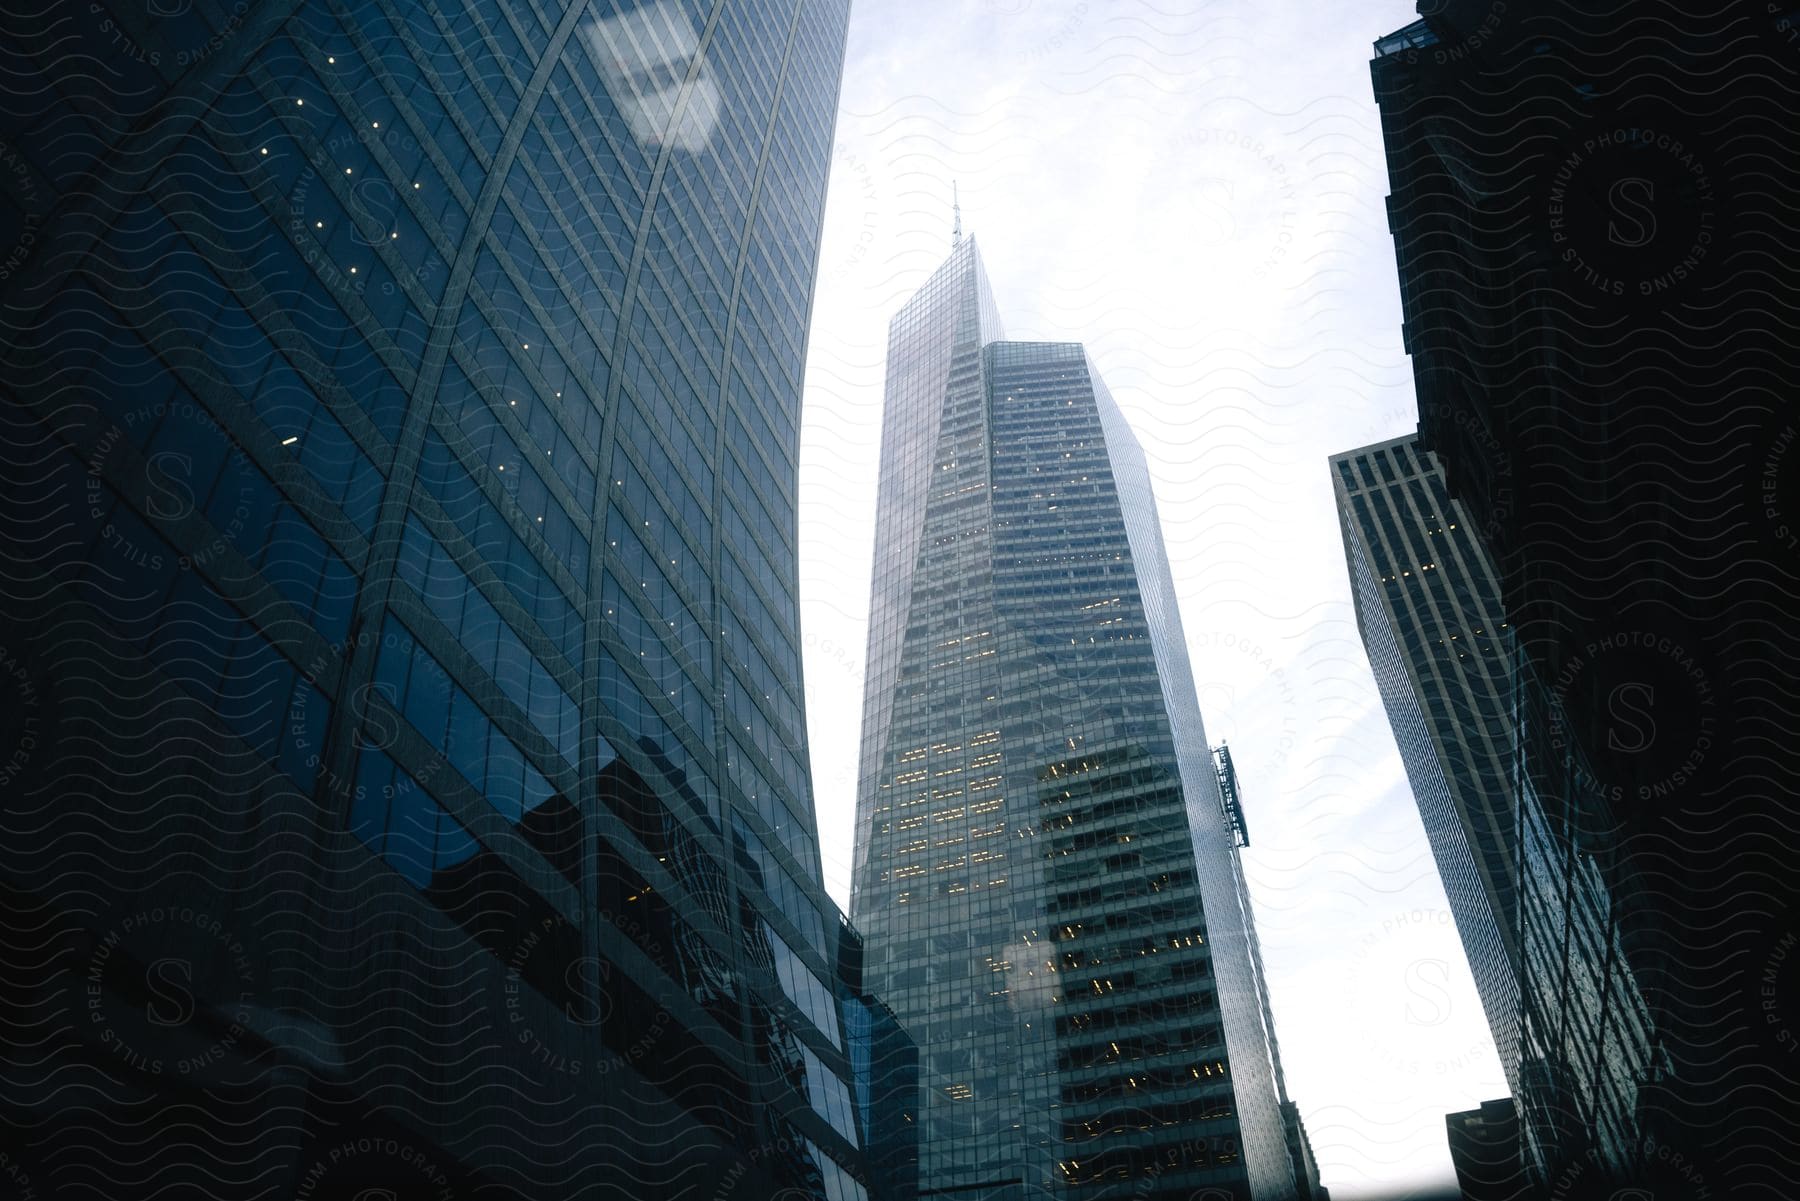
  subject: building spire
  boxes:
[952,180,962,246]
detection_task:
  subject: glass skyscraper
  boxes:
[850,237,1300,1200]
[0,2,889,1198]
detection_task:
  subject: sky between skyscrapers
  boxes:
[797,2,1497,1197]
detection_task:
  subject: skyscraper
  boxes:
[1330,436,1521,1100]
[850,237,1301,1200]
[1331,435,1654,1191]
[1370,2,1800,1192]
[0,2,884,1197]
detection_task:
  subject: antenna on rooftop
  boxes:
[952,180,962,247]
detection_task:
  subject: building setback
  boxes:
[0,2,902,1198]
[849,236,1304,1200]
[1370,1,1800,1195]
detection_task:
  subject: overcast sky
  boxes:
[794,2,1500,1197]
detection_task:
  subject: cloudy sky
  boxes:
[794,1,1502,1196]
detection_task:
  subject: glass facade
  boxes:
[0,1,884,1197]
[840,922,922,1201]
[850,240,1295,1199]
[1509,660,1657,1186]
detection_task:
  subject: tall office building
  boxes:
[1371,2,1800,1194]
[1330,437,1521,1098]
[1331,435,1655,1192]
[0,2,889,1198]
[849,237,1301,1200]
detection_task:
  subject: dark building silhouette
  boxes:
[849,237,1310,1199]
[0,1,908,1198]
[1445,1099,1526,1201]
[1371,1,1800,1196]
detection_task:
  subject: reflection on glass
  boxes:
[585,1,721,153]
